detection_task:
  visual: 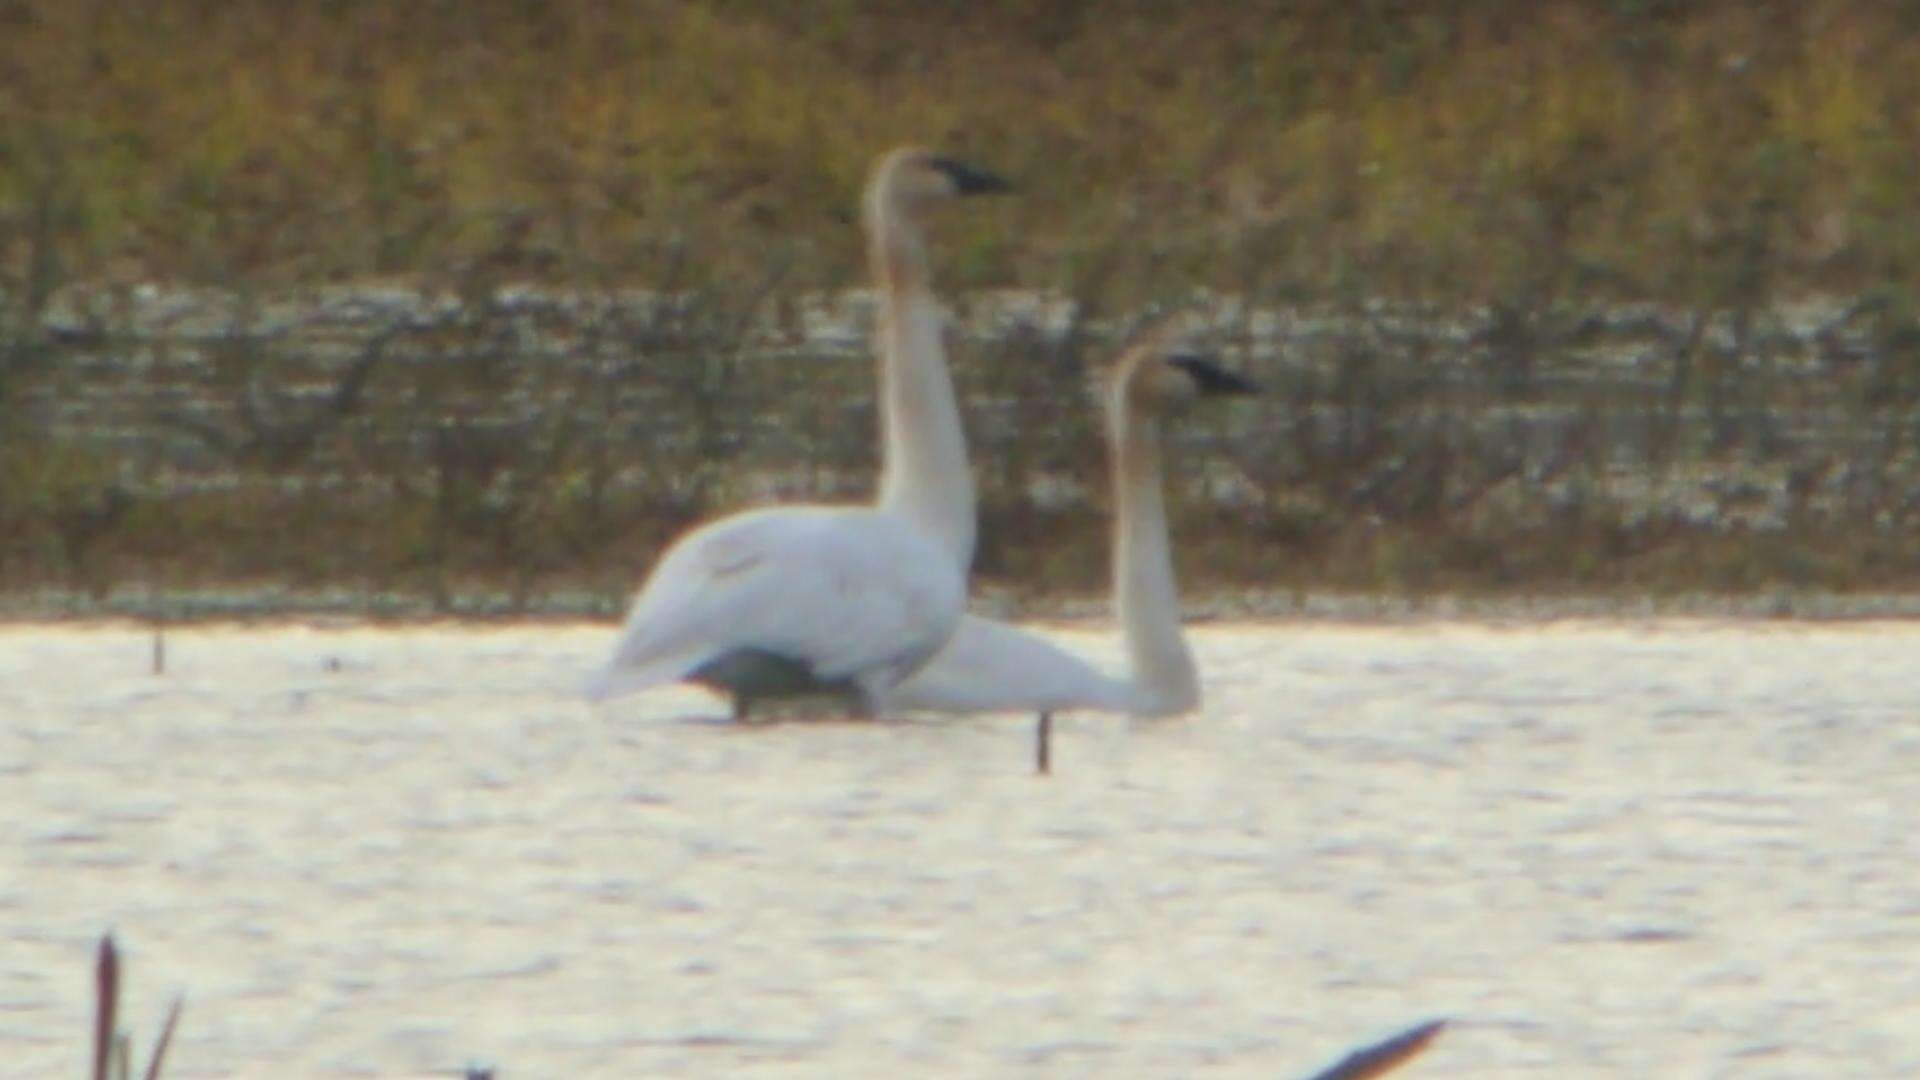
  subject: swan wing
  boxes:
[590,507,963,701]
[887,614,1132,714]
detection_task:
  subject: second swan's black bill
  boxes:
[930,157,1013,195]
[1167,353,1261,396]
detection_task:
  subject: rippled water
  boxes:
[3,620,1917,1077]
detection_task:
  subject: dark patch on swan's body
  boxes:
[688,647,859,719]
[689,648,850,698]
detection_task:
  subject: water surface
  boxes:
[2,621,1916,1077]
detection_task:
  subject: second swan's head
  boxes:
[1115,343,1261,415]
[868,146,1011,213]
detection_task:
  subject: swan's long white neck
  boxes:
[1109,390,1200,715]
[866,180,975,569]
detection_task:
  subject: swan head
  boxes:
[1115,344,1260,414]
[868,147,1011,215]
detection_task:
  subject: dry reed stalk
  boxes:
[90,934,185,1080]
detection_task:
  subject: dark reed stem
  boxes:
[142,997,184,1080]
[93,936,118,1080]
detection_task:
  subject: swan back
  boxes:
[589,505,964,705]
[886,614,1134,714]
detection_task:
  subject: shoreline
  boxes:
[8,587,1920,627]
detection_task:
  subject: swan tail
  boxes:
[583,649,700,703]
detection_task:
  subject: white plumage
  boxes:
[889,343,1257,720]
[589,147,1007,715]
[586,506,963,708]
[882,613,1133,714]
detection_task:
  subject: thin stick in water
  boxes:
[93,936,118,1080]
[151,623,165,676]
[1036,711,1052,775]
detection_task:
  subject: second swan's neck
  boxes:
[867,189,975,569]
[1110,401,1200,715]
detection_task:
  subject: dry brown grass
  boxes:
[6,1,1920,296]
[7,2,1920,607]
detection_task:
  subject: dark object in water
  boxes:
[93,937,115,1080]
[93,934,184,1080]
[1304,1018,1446,1080]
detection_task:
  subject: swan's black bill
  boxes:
[930,157,1012,195]
[1168,353,1260,396]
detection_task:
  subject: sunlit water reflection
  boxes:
[3,621,1917,1077]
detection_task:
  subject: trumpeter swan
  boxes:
[888,339,1257,727]
[868,147,1008,569]
[588,148,1008,716]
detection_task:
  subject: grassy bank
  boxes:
[7,1,1920,297]
[5,1,1920,608]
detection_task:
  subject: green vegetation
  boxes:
[4,0,1920,613]
[6,1,1919,296]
